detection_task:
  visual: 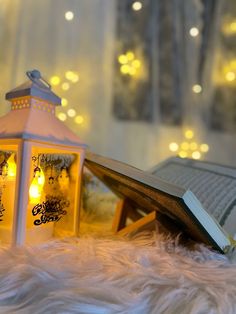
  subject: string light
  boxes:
[181,142,189,150]
[226,71,235,81]
[120,65,130,75]
[132,1,142,11]
[230,21,236,32]
[61,98,68,107]
[65,11,74,21]
[192,84,202,93]
[57,112,67,121]
[118,51,141,76]
[62,82,70,91]
[50,76,60,86]
[65,71,79,83]
[179,151,188,158]
[118,55,128,64]
[67,109,76,117]
[169,142,179,152]
[184,129,194,139]
[65,71,74,80]
[189,27,199,37]
[200,144,209,153]
[168,129,209,160]
[192,151,201,160]
[190,142,198,150]
[75,115,84,124]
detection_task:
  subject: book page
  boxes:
[151,158,236,236]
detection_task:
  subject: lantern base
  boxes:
[26,224,54,245]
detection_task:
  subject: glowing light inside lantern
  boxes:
[192,84,202,93]
[7,154,16,178]
[65,11,74,21]
[29,168,45,204]
[189,27,199,37]
[132,1,142,11]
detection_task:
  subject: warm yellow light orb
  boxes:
[129,67,137,76]
[61,98,68,107]
[120,65,130,75]
[118,55,128,64]
[192,151,201,159]
[132,1,142,11]
[71,74,79,83]
[7,154,16,178]
[29,178,41,203]
[50,76,60,86]
[62,82,70,91]
[185,130,194,139]
[179,151,188,158]
[67,109,76,117]
[189,27,199,37]
[126,51,135,61]
[65,71,74,80]
[226,71,235,81]
[75,115,84,124]
[57,112,67,121]
[65,11,74,21]
[192,84,202,93]
[190,142,198,150]
[169,142,179,152]
[181,142,189,150]
[200,143,209,153]
[132,59,141,68]
[230,21,236,32]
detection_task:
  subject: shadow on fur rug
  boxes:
[0,233,236,314]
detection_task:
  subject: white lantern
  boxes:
[0,70,87,245]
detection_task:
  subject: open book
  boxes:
[85,152,236,253]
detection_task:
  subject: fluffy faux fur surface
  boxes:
[0,233,236,314]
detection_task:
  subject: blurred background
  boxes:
[0,0,236,169]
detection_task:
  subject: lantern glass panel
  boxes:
[26,147,81,244]
[0,146,17,243]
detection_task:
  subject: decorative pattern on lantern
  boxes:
[0,70,87,245]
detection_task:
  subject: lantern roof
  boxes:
[5,70,61,106]
[0,70,87,148]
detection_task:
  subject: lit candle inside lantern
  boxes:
[29,167,45,204]
[7,154,16,179]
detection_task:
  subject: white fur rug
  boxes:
[0,233,236,314]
